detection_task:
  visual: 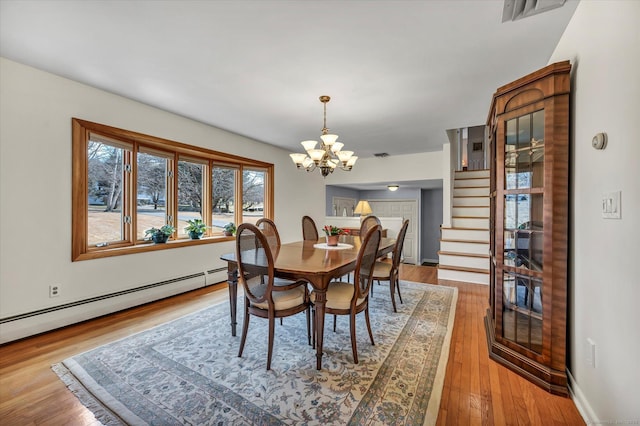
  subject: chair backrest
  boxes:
[392,219,410,269]
[353,225,382,302]
[256,218,281,250]
[302,215,319,241]
[359,215,381,237]
[235,223,274,305]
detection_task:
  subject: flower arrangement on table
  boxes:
[323,225,348,236]
[323,225,349,246]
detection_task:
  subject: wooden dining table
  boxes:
[220,234,396,370]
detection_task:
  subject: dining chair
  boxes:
[235,223,311,370]
[371,219,409,313]
[311,224,381,364]
[302,215,319,241]
[359,215,381,237]
[256,218,281,250]
[256,218,289,324]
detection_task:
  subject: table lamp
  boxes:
[354,200,372,221]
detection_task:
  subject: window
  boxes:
[87,136,130,246]
[212,165,237,236]
[242,169,266,225]
[136,148,171,241]
[177,157,205,238]
[72,118,273,261]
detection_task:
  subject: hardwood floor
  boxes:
[0,266,584,425]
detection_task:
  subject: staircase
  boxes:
[437,169,490,285]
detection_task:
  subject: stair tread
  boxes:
[437,264,490,274]
[438,250,489,258]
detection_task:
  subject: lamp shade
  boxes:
[354,200,372,216]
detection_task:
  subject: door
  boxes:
[368,200,418,264]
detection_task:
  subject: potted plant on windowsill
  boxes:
[145,225,175,244]
[184,219,207,239]
[223,222,236,237]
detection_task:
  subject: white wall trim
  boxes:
[567,369,598,425]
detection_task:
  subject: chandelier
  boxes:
[289,95,357,178]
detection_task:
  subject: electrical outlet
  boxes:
[49,285,60,298]
[586,338,596,368]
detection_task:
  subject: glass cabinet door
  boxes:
[501,109,545,354]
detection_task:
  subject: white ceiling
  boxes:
[0,0,578,160]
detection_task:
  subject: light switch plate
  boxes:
[602,191,621,219]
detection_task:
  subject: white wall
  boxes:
[549,1,640,422]
[0,58,325,343]
[326,150,443,186]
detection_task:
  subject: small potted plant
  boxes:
[145,225,175,244]
[323,225,347,246]
[184,219,207,239]
[223,222,236,237]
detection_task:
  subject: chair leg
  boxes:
[389,277,398,313]
[311,307,316,349]
[395,275,403,304]
[350,312,358,364]
[306,306,311,346]
[333,314,337,332]
[364,305,375,346]
[267,315,275,370]
[238,301,250,357]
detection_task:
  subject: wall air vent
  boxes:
[373,153,389,158]
[502,0,566,22]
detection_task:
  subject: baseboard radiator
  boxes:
[0,267,228,344]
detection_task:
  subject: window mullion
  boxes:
[167,158,177,239]
[122,150,134,244]
[235,167,243,228]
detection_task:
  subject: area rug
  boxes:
[53,281,457,425]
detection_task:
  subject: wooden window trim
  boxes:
[72,118,273,261]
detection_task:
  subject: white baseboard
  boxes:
[0,273,208,344]
[567,369,598,425]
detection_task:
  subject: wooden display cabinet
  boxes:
[484,61,571,395]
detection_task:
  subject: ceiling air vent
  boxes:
[502,0,566,22]
[373,153,389,158]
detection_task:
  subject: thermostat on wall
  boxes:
[592,132,607,150]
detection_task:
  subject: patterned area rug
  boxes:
[53,281,457,425]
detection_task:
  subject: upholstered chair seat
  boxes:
[251,285,307,310]
[372,261,392,277]
[311,282,366,310]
